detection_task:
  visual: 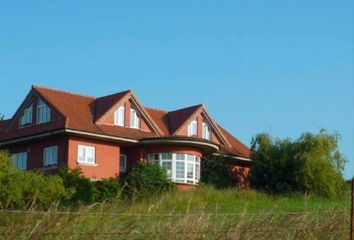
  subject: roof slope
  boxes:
[95,91,130,122]
[217,125,251,158]
[1,86,251,158]
[167,105,202,134]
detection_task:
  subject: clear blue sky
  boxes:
[0,1,353,179]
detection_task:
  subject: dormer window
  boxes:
[202,122,211,140]
[20,104,33,126]
[130,107,140,129]
[37,99,51,124]
[114,104,125,126]
[188,119,197,136]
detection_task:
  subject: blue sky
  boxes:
[0,1,353,179]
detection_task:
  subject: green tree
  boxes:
[250,130,345,198]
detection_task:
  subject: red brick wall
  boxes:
[67,136,121,179]
[6,136,68,170]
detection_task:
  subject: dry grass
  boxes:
[0,186,350,240]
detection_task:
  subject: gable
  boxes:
[172,105,230,146]
[95,91,163,134]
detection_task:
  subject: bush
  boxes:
[0,151,69,209]
[124,162,175,200]
[59,166,121,205]
[250,130,346,198]
[201,155,234,188]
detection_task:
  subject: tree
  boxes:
[0,113,4,121]
[250,130,346,198]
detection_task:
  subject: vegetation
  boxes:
[124,162,175,200]
[250,130,346,198]
[0,151,68,209]
[0,185,350,239]
[201,155,234,188]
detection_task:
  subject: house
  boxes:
[0,86,251,190]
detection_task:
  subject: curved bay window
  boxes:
[148,153,201,184]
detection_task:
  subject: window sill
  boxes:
[42,165,58,170]
[77,162,98,167]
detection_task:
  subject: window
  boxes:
[43,146,58,167]
[120,154,127,172]
[114,104,125,126]
[78,145,95,165]
[130,107,140,129]
[148,153,201,184]
[37,99,51,123]
[202,122,211,140]
[12,152,27,170]
[20,104,33,126]
[188,119,198,136]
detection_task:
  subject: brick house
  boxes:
[0,86,251,189]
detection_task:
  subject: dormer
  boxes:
[171,105,231,147]
[95,90,163,134]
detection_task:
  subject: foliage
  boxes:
[250,130,346,198]
[59,166,121,205]
[124,162,175,200]
[0,151,69,209]
[0,113,4,121]
[201,155,234,188]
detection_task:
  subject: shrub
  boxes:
[59,166,121,204]
[0,151,69,209]
[250,130,346,198]
[124,162,175,200]
[201,155,234,188]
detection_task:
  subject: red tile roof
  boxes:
[167,105,202,134]
[0,86,251,159]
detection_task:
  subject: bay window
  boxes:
[148,153,201,184]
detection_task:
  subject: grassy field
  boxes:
[0,185,350,240]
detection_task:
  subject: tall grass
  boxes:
[0,185,350,240]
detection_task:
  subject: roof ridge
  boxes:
[144,106,168,113]
[96,90,131,100]
[32,85,96,99]
[168,104,203,114]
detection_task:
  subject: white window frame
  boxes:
[130,108,140,129]
[120,154,127,172]
[202,122,211,140]
[188,119,198,136]
[77,145,96,165]
[114,104,125,126]
[43,146,58,167]
[148,153,200,184]
[37,98,51,124]
[12,152,27,170]
[20,104,33,126]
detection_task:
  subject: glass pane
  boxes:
[195,164,200,181]
[176,154,185,160]
[187,155,194,161]
[175,161,185,179]
[161,161,172,177]
[187,163,193,179]
[161,153,172,160]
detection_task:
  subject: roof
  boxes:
[0,85,251,159]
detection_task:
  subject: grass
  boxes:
[0,185,351,240]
